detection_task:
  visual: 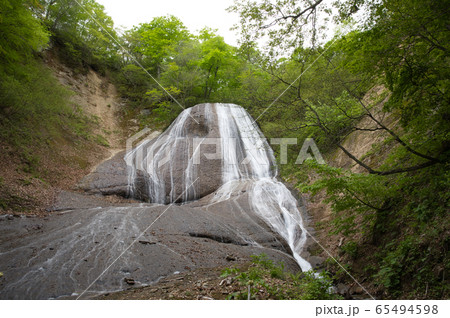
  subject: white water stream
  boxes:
[213,104,312,272]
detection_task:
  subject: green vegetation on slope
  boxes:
[221,254,341,300]
[227,0,449,299]
[0,0,120,212]
[0,0,118,150]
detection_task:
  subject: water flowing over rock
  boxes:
[125,104,223,203]
[124,103,277,204]
[0,103,313,299]
[125,103,312,271]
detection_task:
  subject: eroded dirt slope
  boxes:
[0,53,127,215]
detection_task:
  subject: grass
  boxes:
[220,254,342,300]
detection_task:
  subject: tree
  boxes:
[196,28,247,101]
[131,15,191,75]
[230,0,449,175]
[230,0,449,298]
[0,0,49,65]
[160,41,205,106]
[229,0,329,57]
[38,0,119,71]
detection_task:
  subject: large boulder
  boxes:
[126,104,224,203]
[79,104,226,202]
[80,103,276,204]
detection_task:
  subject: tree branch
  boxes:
[261,0,324,29]
[345,188,387,212]
[326,57,443,164]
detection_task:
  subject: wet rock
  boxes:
[138,240,156,245]
[78,151,129,197]
[0,203,300,299]
[126,104,223,203]
[308,256,325,269]
[25,224,42,231]
[50,190,116,211]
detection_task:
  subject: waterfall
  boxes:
[124,108,195,203]
[213,103,312,272]
[124,103,312,271]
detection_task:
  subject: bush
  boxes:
[220,254,341,300]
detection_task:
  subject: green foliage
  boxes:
[1,60,73,142]
[373,233,448,299]
[197,29,243,100]
[40,0,120,73]
[335,0,449,158]
[297,160,448,298]
[230,0,448,299]
[228,0,330,56]
[221,254,340,300]
[146,86,183,123]
[131,15,191,72]
[0,0,49,65]
[340,241,358,259]
[0,1,106,164]
[116,20,250,124]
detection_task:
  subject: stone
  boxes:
[124,278,135,285]
[0,202,300,299]
[226,255,236,261]
[308,256,326,269]
[138,240,156,245]
[78,151,129,197]
[336,283,349,295]
[126,104,223,203]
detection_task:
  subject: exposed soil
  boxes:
[299,86,399,299]
[95,264,246,300]
[47,50,126,157]
[0,53,127,216]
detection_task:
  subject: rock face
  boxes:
[0,194,298,299]
[0,103,314,299]
[79,103,277,204]
[78,104,227,202]
[78,151,129,197]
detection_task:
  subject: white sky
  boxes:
[96,0,240,46]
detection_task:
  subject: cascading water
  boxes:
[125,103,312,272]
[124,105,216,203]
[212,104,312,272]
[124,108,193,203]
